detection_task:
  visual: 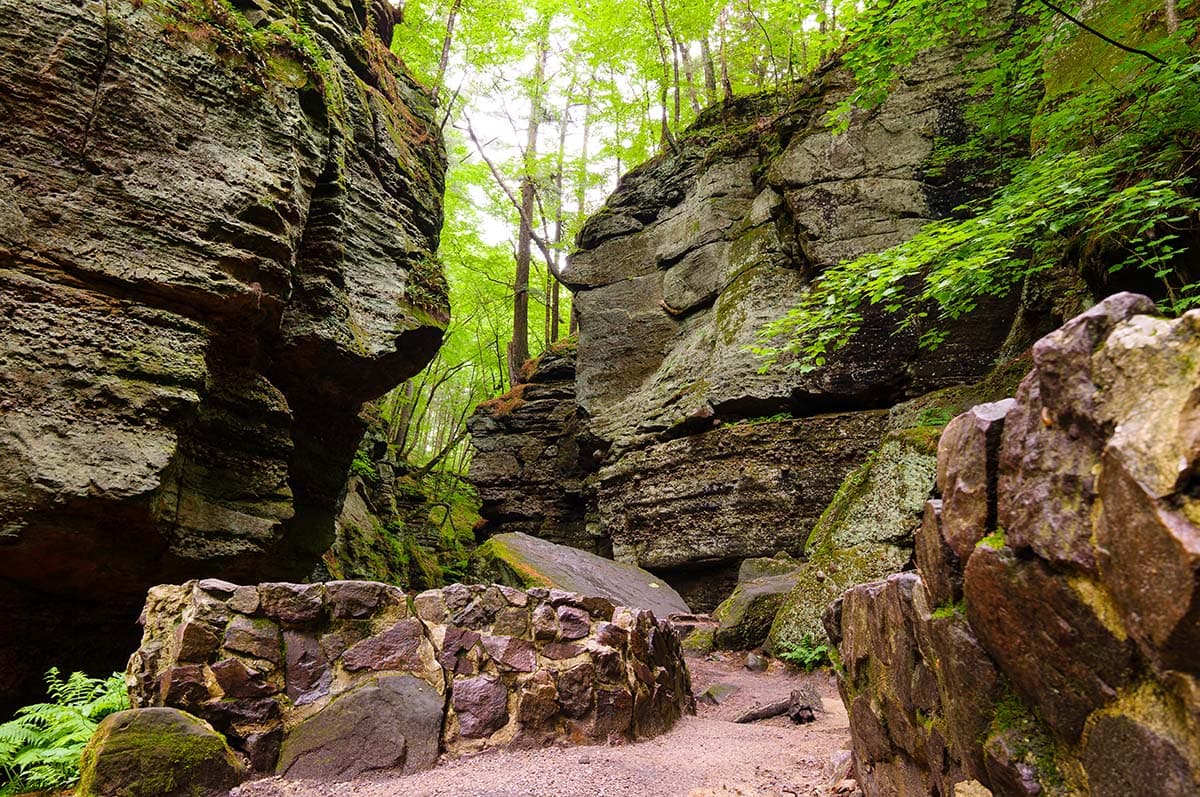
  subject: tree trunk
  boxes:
[510,32,549,386]
[700,38,718,104]
[659,0,683,129]
[1165,0,1179,32]
[718,6,734,101]
[645,0,677,150]
[433,0,463,102]
[680,45,703,114]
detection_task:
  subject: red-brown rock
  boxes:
[453,675,509,738]
[342,618,428,672]
[964,544,1134,742]
[937,399,1015,562]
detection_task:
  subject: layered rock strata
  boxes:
[829,295,1200,796]
[766,359,1029,650]
[530,28,1047,606]
[0,0,447,712]
[128,579,694,775]
[467,343,602,552]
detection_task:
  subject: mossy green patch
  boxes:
[468,536,554,590]
[931,599,966,620]
[985,686,1065,791]
[978,527,1006,550]
[76,710,243,797]
[681,628,715,654]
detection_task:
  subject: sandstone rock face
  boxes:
[467,532,691,618]
[600,412,888,609]
[77,707,246,797]
[535,35,1040,609]
[0,0,447,712]
[129,579,693,772]
[564,55,1022,456]
[467,344,602,552]
[830,296,1200,796]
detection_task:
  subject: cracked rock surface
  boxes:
[0,0,447,713]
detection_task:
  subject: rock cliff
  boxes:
[467,342,602,553]
[470,24,1055,610]
[0,0,447,713]
[829,295,1200,796]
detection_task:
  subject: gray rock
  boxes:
[468,532,690,617]
[0,0,446,712]
[713,573,800,651]
[276,676,442,779]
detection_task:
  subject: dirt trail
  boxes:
[236,653,851,797]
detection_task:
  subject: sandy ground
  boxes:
[236,652,851,797]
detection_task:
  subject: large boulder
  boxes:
[830,297,1200,796]
[468,532,690,618]
[0,0,447,713]
[129,579,694,768]
[276,675,442,779]
[77,708,245,797]
[712,571,799,651]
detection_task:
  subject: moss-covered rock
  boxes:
[77,708,245,797]
[713,572,799,650]
[766,363,1030,651]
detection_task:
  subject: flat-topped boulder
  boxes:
[128,579,694,776]
[468,532,692,618]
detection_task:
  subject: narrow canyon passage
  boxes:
[236,654,851,797]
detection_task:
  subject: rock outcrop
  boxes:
[128,579,693,773]
[468,531,691,618]
[766,360,1029,650]
[465,23,1055,610]
[77,708,246,797]
[0,0,447,712]
[467,342,602,552]
[830,295,1200,796]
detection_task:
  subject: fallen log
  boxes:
[733,685,823,724]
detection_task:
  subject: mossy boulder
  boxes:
[468,532,690,617]
[766,426,941,651]
[77,708,245,797]
[713,572,799,650]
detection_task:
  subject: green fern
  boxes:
[0,668,130,794]
[776,634,833,672]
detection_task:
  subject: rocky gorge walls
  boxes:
[468,22,1055,611]
[0,0,447,713]
[830,294,1200,796]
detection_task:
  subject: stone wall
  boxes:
[829,295,1200,796]
[128,579,693,777]
[0,0,447,712]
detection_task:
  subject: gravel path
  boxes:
[235,653,851,797]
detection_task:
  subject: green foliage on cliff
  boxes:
[757,0,1200,371]
[0,669,128,794]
